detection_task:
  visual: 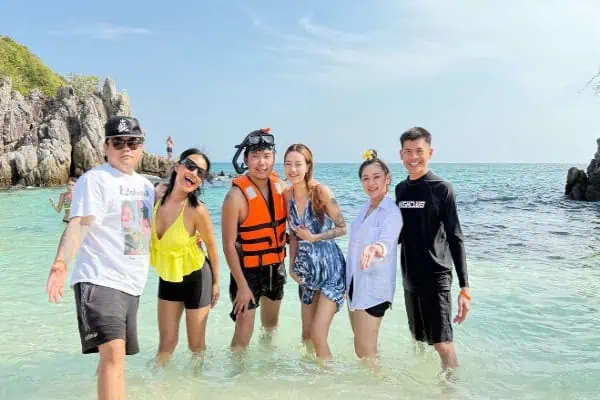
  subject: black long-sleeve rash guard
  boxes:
[395,171,469,292]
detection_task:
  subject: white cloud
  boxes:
[49,22,151,40]
[247,1,600,93]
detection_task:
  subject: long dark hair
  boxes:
[161,148,211,208]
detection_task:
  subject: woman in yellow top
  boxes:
[151,148,219,364]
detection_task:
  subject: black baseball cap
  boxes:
[105,116,144,138]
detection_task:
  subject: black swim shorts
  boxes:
[404,290,453,345]
[348,279,391,318]
[158,260,213,309]
[74,282,140,355]
[229,263,286,321]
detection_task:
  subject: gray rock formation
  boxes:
[138,152,175,179]
[0,77,170,188]
[566,138,600,201]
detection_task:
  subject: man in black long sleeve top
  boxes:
[394,127,471,373]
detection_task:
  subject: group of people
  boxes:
[45,116,471,400]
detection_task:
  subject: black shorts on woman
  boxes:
[158,259,213,309]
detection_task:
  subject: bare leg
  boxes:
[352,310,383,362]
[97,339,126,400]
[185,305,211,354]
[156,299,184,365]
[231,308,256,352]
[434,342,458,370]
[309,294,337,361]
[348,306,356,336]
[301,293,319,350]
[260,297,281,333]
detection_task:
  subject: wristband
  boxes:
[459,290,471,301]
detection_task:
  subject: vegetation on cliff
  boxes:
[0,36,65,96]
[0,36,101,97]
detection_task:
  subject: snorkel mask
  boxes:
[232,128,275,174]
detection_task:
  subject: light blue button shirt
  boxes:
[346,196,403,311]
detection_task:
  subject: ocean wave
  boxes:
[477,194,519,203]
[548,231,570,236]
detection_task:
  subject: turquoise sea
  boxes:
[1,163,599,400]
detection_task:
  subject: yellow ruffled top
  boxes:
[150,200,205,282]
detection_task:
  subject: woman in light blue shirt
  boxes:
[346,149,403,360]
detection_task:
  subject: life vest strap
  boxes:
[238,236,273,245]
[242,246,285,257]
[238,217,287,233]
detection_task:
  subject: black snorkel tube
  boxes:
[232,128,274,174]
[232,141,249,175]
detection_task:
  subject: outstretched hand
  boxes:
[360,245,378,270]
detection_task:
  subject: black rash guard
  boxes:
[395,171,468,292]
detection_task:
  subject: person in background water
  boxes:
[346,149,402,363]
[395,127,471,378]
[166,136,174,161]
[150,148,219,365]
[283,144,347,361]
[221,128,287,352]
[49,177,77,223]
[45,116,154,400]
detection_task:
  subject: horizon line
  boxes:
[206,161,588,165]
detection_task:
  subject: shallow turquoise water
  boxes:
[1,163,599,399]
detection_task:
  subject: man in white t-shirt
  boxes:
[45,116,154,400]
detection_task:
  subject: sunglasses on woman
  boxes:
[109,137,144,150]
[180,158,207,178]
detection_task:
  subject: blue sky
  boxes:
[2,0,600,163]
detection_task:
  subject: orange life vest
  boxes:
[232,174,287,268]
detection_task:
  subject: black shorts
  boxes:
[229,263,286,321]
[348,279,391,318]
[167,147,173,152]
[74,282,140,355]
[158,261,213,309]
[404,290,453,345]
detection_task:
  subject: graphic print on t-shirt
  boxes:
[120,185,152,256]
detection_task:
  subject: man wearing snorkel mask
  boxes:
[222,128,288,351]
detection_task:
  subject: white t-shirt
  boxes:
[69,163,155,296]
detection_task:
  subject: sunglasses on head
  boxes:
[109,137,144,150]
[246,134,274,146]
[180,158,207,178]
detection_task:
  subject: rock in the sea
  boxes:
[0,76,170,188]
[565,167,588,200]
[566,137,600,201]
[137,152,175,178]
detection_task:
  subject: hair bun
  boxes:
[361,149,378,161]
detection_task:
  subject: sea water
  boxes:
[0,163,598,400]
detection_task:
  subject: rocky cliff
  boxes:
[565,137,600,201]
[0,76,172,188]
